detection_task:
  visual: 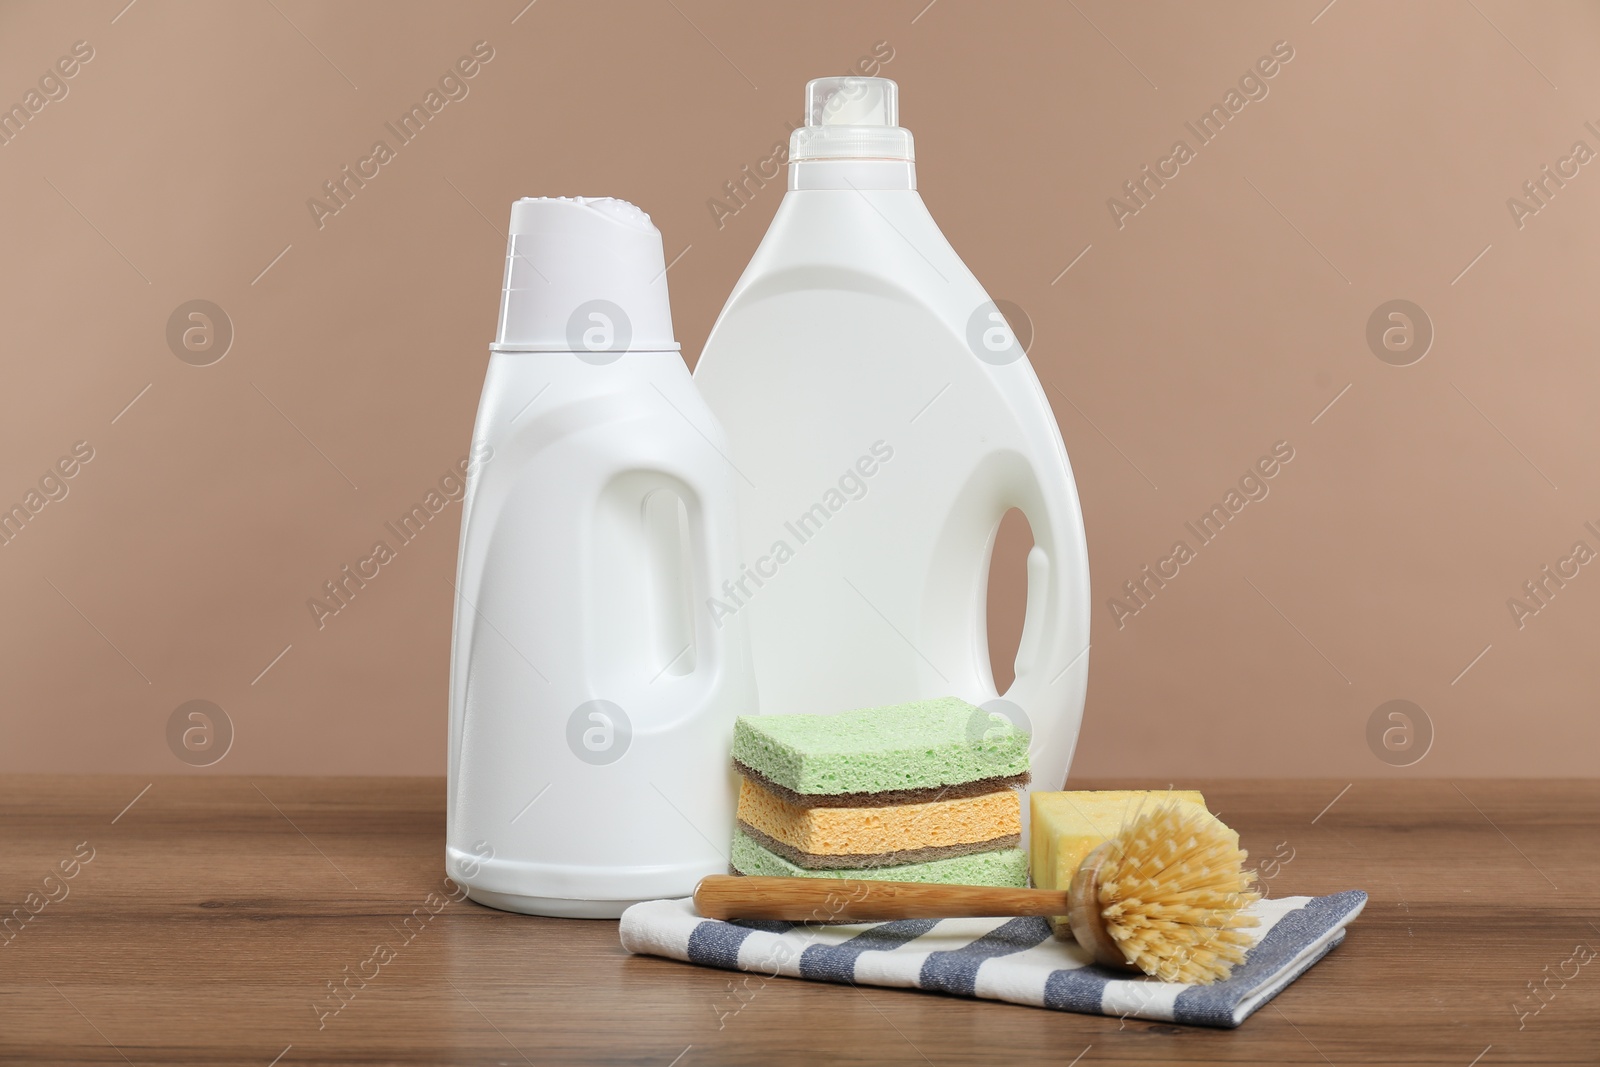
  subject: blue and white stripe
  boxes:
[621,890,1366,1028]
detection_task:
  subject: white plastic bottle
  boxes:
[694,78,1091,801]
[447,197,755,917]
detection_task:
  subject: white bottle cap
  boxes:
[493,196,679,353]
[790,77,914,162]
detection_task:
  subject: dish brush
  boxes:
[694,801,1261,984]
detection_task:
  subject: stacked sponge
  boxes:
[729,697,1032,886]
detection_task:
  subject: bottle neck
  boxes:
[788,159,916,191]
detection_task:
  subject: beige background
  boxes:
[1,0,1596,777]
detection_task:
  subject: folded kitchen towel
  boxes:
[620,890,1365,1028]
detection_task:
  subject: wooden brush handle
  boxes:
[693,875,1069,923]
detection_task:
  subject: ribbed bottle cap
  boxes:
[790,77,914,162]
[493,196,679,354]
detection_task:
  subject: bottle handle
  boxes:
[993,471,1091,793]
[608,459,731,712]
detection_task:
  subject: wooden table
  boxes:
[2,778,1595,1066]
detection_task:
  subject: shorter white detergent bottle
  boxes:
[447,197,755,917]
[694,77,1092,807]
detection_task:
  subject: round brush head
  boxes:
[1068,801,1261,985]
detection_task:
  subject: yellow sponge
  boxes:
[1030,790,1231,930]
[736,776,1020,869]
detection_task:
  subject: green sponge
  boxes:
[731,697,1030,799]
[730,828,1028,887]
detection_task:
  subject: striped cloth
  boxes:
[620,890,1365,1028]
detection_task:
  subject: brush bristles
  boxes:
[1096,802,1261,985]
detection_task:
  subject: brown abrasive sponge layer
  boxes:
[736,822,1023,871]
[734,760,1029,808]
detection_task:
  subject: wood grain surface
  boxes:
[1,777,1595,1066]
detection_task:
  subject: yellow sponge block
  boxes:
[737,777,1021,869]
[1031,790,1232,928]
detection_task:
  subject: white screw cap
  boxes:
[791,78,914,162]
[493,196,679,353]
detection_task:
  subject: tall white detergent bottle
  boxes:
[694,78,1091,801]
[448,196,755,917]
